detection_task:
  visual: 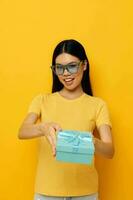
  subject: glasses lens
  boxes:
[67,64,79,74]
[55,65,64,75]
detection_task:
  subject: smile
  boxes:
[64,78,75,82]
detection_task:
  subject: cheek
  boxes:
[75,71,84,82]
[57,76,64,83]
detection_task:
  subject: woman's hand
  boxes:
[93,124,115,159]
[39,122,62,156]
[18,113,62,156]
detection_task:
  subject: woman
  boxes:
[18,39,114,200]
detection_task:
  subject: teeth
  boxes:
[65,78,73,82]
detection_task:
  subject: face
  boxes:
[55,53,87,91]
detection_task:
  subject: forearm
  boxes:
[18,123,44,139]
[94,137,114,159]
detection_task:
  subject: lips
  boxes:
[63,78,75,86]
[64,78,75,82]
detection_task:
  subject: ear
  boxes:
[83,60,87,71]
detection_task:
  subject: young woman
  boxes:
[18,39,114,200]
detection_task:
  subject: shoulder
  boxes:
[84,94,106,106]
[30,92,57,102]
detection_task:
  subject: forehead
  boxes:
[55,53,80,64]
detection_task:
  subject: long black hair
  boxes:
[51,39,93,96]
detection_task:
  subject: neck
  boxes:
[59,85,84,99]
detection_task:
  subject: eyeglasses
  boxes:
[50,61,83,75]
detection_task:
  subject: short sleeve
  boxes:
[27,94,43,115]
[96,100,112,128]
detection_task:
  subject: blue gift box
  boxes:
[56,130,95,164]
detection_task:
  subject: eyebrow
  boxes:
[55,61,78,65]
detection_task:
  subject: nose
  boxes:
[63,68,70,75]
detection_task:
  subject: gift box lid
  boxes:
[56,130,95,155]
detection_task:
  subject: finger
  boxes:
[47,134,56,156]
[52,123,62,132]
[46,126,56,145]
[49,127,57,146]
[48,127,57,154]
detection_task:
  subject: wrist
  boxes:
[37,123,46,136]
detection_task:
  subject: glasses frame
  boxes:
[50,61,83,75]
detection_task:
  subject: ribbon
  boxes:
[58,131,93,152]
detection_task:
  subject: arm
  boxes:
[18,112,44,139]
[18,112,62,156]
[93,124,115,159]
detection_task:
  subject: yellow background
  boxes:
[0,1,133,200]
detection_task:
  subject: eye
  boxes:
[68,64,77,68]
[56,65,63,69]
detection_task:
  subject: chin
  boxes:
[64,85,79,91]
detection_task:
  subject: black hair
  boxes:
[51,39,93,96]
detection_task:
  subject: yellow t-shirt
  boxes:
[28,92,112,196]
